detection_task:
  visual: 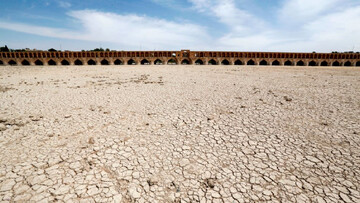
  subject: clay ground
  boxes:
[0,65,359,202]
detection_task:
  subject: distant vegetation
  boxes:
[0,45,9,52]
[0,45,112,52]
[88,48,111,52]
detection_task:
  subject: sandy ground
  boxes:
[0,65,359,202]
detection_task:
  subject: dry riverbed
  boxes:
[0,65,359,202]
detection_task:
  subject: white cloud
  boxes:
[0,10,210,50]
[189,0,266,33]
[278,0,343,24]
[188,0,360,52]
[57,1,72,8]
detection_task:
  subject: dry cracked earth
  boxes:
[0,65,359,202]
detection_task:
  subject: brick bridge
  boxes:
[0,50,359,66]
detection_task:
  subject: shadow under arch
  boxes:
[181,59,190,65]
[221,59,230,65]
[208,59,217,65]
[22,60,30,65]
[195,59,204,65]
[48,59,56,65]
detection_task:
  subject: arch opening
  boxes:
[208,59,217,65]
[154,59,163,65]
[234,60,242,65]
[0,60,3,65]
[74,59,83,65]
[35,60,43,66]
[272,60,280,66]
[181,59,190,65]
[247,60,255,65]
[22,60,30,66]
[320,61,328,66]
[127,59,136,65]
[101,59,109,65]
[221,59,230,65]
[284,60,292,66]
[332,61,340,66]
[8,60,17,66]
[259,60,267,66]
[167,59,177,65]
[309,61,317,66]
[114,59,123,65]
[88,59,96,65]
[48,59,56,66]
[195,59,204,65]
[356,61,360,66]
[344,61,351,66]
[296,61,305,66]
[141,59,150,65]
[61,60,70,65]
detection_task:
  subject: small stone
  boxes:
[64,115,71,118]
[284,96,292,102]
[205,178,216,189]
[88,137,95,144]
[31,117,41,121]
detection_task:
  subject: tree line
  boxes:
[0,45,111,52]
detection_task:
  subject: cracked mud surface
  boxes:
[0,65,359,202]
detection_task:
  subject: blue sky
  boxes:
[0,0,359,52]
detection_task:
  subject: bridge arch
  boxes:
[61,60,70,65]
[127,59,136,65]
[272,60,280,66]
[208,59,217,65]
[8,60,17,65]
[356,61,360,66]
[22,60,30,66]
[74,59,83,65]
[259,60,267,66]
[48,59,56,65]
[247,59,255,65]
[195,59,204,65]
[141,59,150,65]
[221,59,230,65]
[167,59,177,65]
[284,60,292,66]
[101,59,109,65]
[35,60,43,66]
[154,59,163,65]
[296,60,305,66]
[309,61,317,66]
[114,59,123,65]
[0,60,3,65]
[344,61,352,66]
[234,60,243,65]
[88,59,96,65]
[181,59,190,65]
[332,61,340,66]
[320,61,328,66]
